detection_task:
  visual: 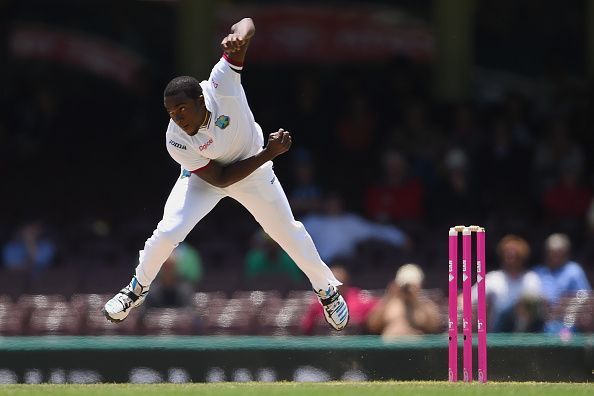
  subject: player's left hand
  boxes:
[221,33,246,53]
[265,128,292,158]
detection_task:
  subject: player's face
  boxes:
[164,92,205,136]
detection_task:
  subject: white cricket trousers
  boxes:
[134,162,340,291]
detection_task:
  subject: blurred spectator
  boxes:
[301,193,407,263]
[288,149,322,217]
[471,235,543,332]
[502,92,533,146]
[13,87,60,158]
[174,243,203,284]
[364,149,425,223]
[429,148,479,226]
[144,248,195,308]
[67,218,118,267]
[292,74,329,148]
[542,164,592,227]
[497,293,546,333]
[367,263,441,338]
[389,100,442,185]
[480,118,533,217]
[244,230,303,284]
[2,221,56,272]
[300,264,378,335]
[533,119,585,192]
[332,92,378,199]
[335,94,376,157]
[450,103,482,151]
[534,233,591,305]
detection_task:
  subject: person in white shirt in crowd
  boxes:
[471,234,542,332]
[301,192,408,263]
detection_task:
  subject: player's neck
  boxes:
[200,110,211,129]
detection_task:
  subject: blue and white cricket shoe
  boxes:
[102,276,149,323]
[316,285,349,331]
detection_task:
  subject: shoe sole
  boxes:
[102,307,126,323]
[332,314,349,331]
[324,310,350,331]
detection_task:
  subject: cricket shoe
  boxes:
[102,276,149,323]
[316,285,349,331]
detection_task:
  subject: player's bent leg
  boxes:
[104,174,225,323]
[134,224,185,286]
[227,168,339,289]
[261,217,349,331]
[273,220,349,330]
[102,226,183,323]
[243,209,350,331]
[136,175,224,286]
[227,165,349,330]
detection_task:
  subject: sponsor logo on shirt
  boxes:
[199,138,213,151]
[169,140,186,150]
[212,80,219,88]
[215,115,230,129]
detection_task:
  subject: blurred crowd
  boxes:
[2,3,594,337]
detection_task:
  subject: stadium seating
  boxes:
[0,289,591,336]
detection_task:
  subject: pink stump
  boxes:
[448,228,458,382]
[477,229,487,383]
[462,228,472,382]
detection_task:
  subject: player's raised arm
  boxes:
[221,18,255,65]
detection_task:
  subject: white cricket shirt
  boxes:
[165,54,264,172]
[471,269,542,329]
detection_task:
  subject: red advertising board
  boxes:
[217,5,434,63]
[10,24,144,87]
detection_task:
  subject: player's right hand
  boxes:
[221,33,246,53]
[265,128,292,158]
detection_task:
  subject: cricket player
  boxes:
[103,18,349,330]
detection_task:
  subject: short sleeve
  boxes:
[523,271,543,297]
[207,55,243,97]
[473,271,501,303]
[166,137,210,172]
[569,263,592,291]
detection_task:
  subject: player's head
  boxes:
[164,76,206,136]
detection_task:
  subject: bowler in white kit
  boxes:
[103,17,349,330]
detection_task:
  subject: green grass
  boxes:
[0,382,592,396]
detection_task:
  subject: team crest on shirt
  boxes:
[180,169,191,179]
[215,115,230,129]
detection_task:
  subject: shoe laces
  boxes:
[325,297,345,315]
[115,291,135,310]
[116,278,147,307]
